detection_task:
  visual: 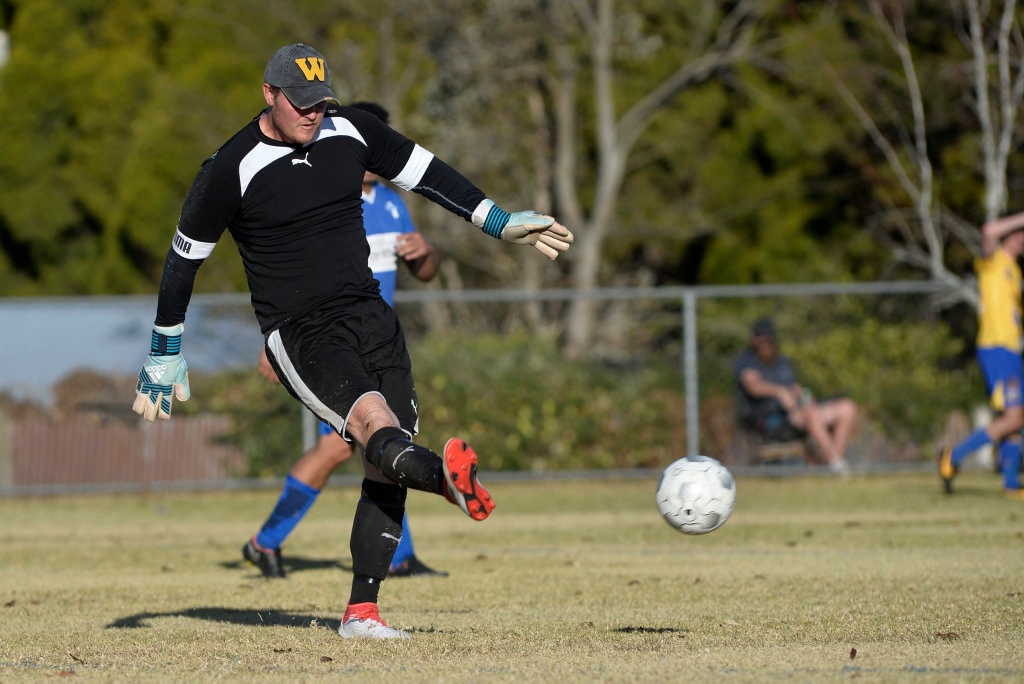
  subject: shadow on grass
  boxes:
[219,555,352,575]
[615,626,684,634]
[106,606,327,629]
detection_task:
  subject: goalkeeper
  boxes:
[132,43,573,640]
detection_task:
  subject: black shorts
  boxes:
[265,297,419,441]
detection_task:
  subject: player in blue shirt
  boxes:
[244,102,446,578]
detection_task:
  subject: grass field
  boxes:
[1,469,1023,681]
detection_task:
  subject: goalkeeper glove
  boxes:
[133,323,191,421]
[472,199,574,260]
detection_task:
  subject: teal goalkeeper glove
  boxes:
[133,323,191,421]
[472,199,574,260]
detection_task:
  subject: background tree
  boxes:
[784,1,1024,311]
[553,0,766,356]
[2,0,1022,357]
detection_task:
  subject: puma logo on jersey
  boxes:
[292,153,312,168]
[173,232,193,254]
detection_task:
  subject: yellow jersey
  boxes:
[976,247,1023,352]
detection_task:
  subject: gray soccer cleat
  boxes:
[338,602,410,640]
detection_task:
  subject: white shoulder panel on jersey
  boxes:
[238,143,294,196]
[317,116,366,145]
[391,144,434,191]
[172,227,217,260]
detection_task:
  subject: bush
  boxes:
[194,320,980,476]
[411,332,686,471]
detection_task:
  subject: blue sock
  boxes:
[390,514,415,568]
[255,474,320,550]
[951,429,992,467]
[1000,441,1021,490]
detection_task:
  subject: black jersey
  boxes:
[158,105,486,333]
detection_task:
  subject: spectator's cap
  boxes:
[264,43,339,109]
[751,317,777,339]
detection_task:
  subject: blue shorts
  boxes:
[977,347,1024,411]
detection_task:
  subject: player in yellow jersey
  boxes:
[940,213,1024,498]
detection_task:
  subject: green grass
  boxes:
[1,470,1023,681]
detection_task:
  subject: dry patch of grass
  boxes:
[1,471,1023,681]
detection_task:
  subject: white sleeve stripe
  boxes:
[391,145,434,190]
[319,117,366,145]
[172,228,216,260]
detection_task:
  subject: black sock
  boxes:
[349,479,406,605]
[364,427,444,494]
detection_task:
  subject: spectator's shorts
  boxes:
[748,411,805,443]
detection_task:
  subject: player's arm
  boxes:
[738,368,798,412]
[133,159,232,421]
[396,232,439,283]
[362,118,573,260]
[132,247,200,421]
[982,212,1024,257]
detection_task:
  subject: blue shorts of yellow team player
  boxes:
[977,346,1024,411]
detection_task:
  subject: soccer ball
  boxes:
[655,455,736,535]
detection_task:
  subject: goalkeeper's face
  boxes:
[261,84,326,145]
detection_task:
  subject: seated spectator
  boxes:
[734,317,858,473]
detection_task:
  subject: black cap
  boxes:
[264,43,339,109]
[751,317,776,338]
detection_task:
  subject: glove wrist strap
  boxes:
[151,323,184,355]
[472,199,510,239]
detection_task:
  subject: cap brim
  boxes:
[279,84,339,109]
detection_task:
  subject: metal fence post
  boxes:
[683,289,699,456]
[302,409,317,452]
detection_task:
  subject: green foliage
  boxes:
[0,1,1002,300]
[749,303,978,446]
[199,320,975,477]
[697,297,977,452]
[198,332,687,477]
[0,0,421,295]
[784,314,980,445]
[411,332,686,472]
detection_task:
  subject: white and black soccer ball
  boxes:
[655,455,736,535]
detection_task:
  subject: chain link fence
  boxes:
[0,281,983,495]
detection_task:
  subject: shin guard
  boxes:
[349,479,406,605]
[364,427,444,494]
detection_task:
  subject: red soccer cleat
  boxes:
[442,438,495,521]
